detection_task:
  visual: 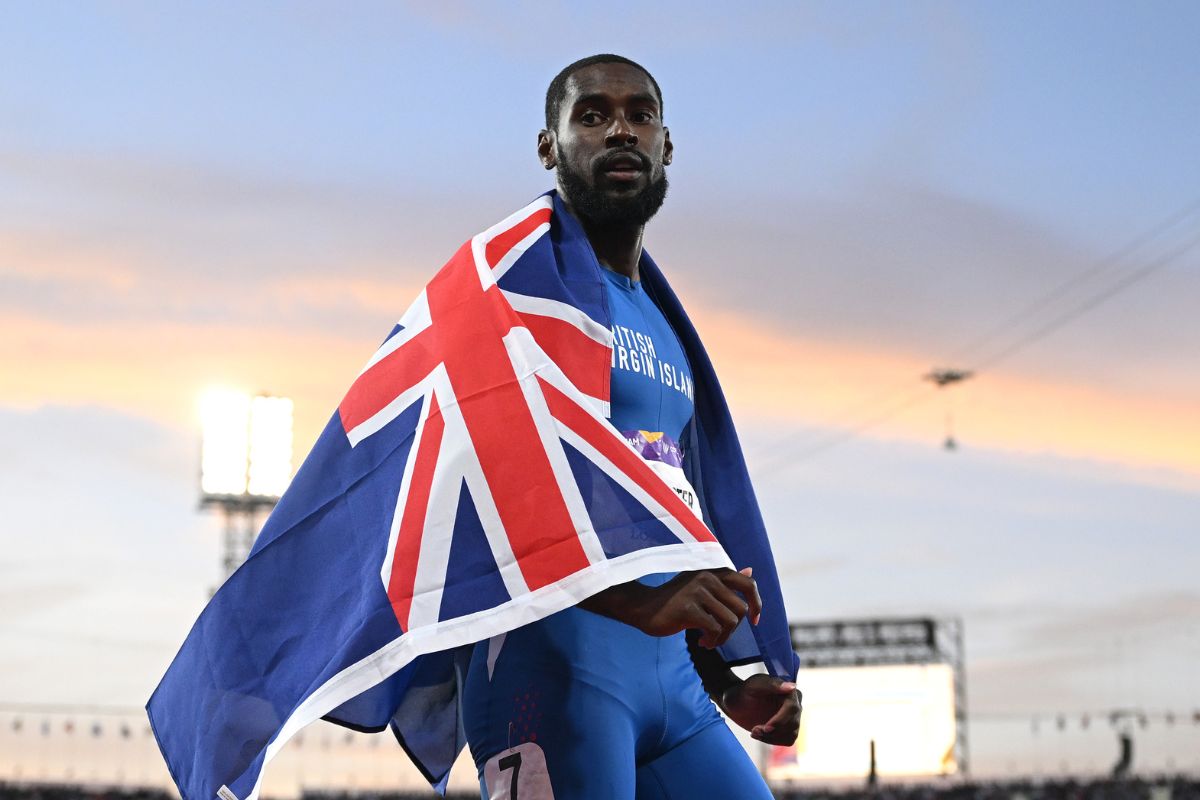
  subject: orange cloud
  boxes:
[0,312,365,457]
[1,289,1195,487]
[0,230,142,290]
[691,303,1200,482]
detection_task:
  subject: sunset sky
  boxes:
[1,1,1197,781]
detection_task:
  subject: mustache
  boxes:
[594,148,651,175]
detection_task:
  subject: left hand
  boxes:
[718,674,802,745]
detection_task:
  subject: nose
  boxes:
[604,115,638,148]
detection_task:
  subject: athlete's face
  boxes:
[539,62,672,226]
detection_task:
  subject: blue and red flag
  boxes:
[148,192,798,800]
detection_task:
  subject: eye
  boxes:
[631,110,656,124]
[579,110,605,125]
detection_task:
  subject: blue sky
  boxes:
[1,0,1198,780]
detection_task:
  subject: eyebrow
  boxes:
[572,92,660,110]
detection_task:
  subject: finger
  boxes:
[747,689,802,745]
[718,569,761,623]
[750,724,793,741]
[699,593,742,646]
[752,726,799,746]
[720,569,762,625]
[761,717,800,744]
[763,693,802,731]
[704,578,750,624]
[745,677,797,695]
[688,603,724,649]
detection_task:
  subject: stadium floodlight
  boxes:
[198,388,295,583]
[199,389,294,502]
[248,395,294,498]
[200,388,252,497]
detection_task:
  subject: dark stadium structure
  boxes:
[1,777,1198,800]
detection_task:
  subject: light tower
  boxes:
[198,389,294,584]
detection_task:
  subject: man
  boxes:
[460,54,802,800]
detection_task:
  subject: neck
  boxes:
[562,198,645,281]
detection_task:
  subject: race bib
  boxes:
[483,742,554,800]
[621,430,701,519]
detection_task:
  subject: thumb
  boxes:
[739,566,753,577]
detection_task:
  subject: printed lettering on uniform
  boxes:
[610,325,693,402]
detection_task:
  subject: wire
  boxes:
[966,228,1200,372]
[751,197,1200,470]
[944,197,1200,366]
[752,387,937,469]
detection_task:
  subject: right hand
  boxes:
[618,567,762,648]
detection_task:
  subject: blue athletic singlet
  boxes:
[603,267,695,442]
[460,268,773,799]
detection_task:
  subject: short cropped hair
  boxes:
[544,54,663,131]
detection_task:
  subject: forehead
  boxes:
[562,62,659,107]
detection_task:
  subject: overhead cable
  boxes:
[752,197,1200,469]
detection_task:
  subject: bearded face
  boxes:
[556,144,669,227]
[543,62,673,230]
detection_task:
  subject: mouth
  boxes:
[598,152,648,183]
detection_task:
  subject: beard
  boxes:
[556,147,669,227]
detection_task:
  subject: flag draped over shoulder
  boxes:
[148,192,799,800]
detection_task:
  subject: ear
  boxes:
[662,127,673,166]
[537,130,557,170]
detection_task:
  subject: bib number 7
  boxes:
[483,742,554,800]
